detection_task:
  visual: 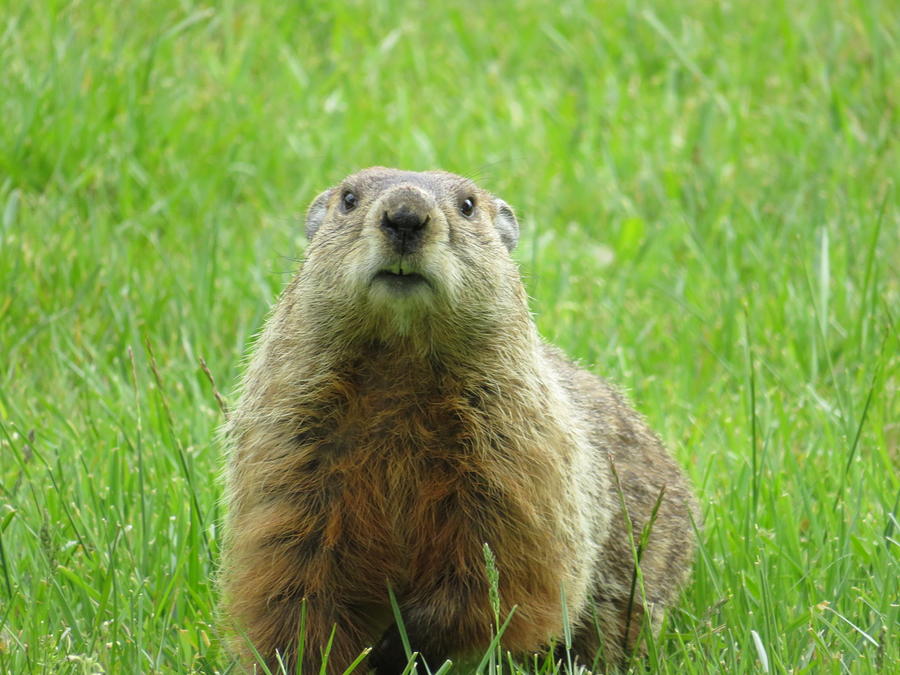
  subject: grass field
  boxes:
[1,0,897,672]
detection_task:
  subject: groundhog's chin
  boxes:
[350,251,464,325]
[371,270,432,294]
[366,270,435,310]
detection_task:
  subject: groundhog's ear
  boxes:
[493,198,519,252]
[305,188,333,241]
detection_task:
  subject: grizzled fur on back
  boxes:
[219,167,699,674]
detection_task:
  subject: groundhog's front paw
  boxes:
[367,622,408,675]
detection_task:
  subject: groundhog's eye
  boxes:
[341,191,358,212]
[460,197,476,218]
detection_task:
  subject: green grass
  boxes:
[0,0,897,672]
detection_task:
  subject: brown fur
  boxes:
[219,168,699,673]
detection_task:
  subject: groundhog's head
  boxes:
[298,167,524,342]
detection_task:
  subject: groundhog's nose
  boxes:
[382,207,428,236]
[380,189,433,253]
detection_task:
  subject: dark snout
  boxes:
[380,187,435,254]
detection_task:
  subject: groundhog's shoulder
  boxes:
[539,341,688,482]
[538,341,631,425]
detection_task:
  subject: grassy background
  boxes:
[1,0,897,672]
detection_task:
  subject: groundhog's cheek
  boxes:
[425,252,466,302]
[328,238,374,288]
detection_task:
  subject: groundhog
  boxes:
[220,167,699,674]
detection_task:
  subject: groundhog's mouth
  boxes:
[372,269,431,293]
